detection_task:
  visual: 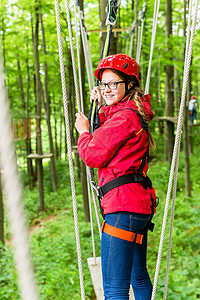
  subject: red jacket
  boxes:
[78,95,156,215]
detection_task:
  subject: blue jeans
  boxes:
[190,109,197,124]
[101,212,153,300]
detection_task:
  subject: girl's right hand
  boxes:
[90,86,103,108]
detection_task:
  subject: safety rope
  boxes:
[128,21,135,57]
[136,0,147,63]
[73,0,84,111]
[75,1,102,237]
[78,8,95,90]
[145,0,160,94]
[0,57,38,300]
[54,1,85,298]
[163,0,198,298]
[151,0,198,298]
[89,0,120,135]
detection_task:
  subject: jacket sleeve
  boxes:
[77,110,138,168]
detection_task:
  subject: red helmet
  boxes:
[95,53,140,85]
[191,96,196,99]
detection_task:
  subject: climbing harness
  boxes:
[101,221,144,244]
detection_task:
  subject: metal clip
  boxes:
[91,181,104,199]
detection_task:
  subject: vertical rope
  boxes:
[0,57,38,300]
[151,0,198,298]
[64,0,81,113]
[136,1,147,64]
[128,21,135,57]
[54,1,85,299]
[76,4,101,236]
[163,0,198,298]
[74,0,101,250]
[145,0,161,94]
[73,1,84,112]
[79,9,95,90]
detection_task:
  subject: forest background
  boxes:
[0,0,200,299]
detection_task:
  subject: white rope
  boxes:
[145,0,160,94]
[88,167,102,237]
[0,56,38,300]
[76,5,101,237]
[128,21,135,57]
[64,0,81,113]
[78,9,95,90]
[73,1,101,239]
[73,1,84,112]
[136,1,147,63]
[151,0,198,298]
[54,1,85,299]
[73,0,101,255]
[163,0,198,298]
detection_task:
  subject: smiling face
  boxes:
[100,69,126,106]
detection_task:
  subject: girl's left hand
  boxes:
[75,112,90,135]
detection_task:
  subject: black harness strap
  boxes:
[98,173,152,198]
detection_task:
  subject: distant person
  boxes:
[189,96,197,124]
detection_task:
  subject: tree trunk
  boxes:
[40,13,58,192]
[183,111,191,197]
[183,0,191,197]
[33,4,44,211]
[164,0,175,164]
[16,55,26,111]
[53,100,59,159]
[0,172,4,245]
[25,38,35,190]
[1,16,7,89]
[59,99,63,158]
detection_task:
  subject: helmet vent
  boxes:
[123,63,128,69]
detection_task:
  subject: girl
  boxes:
[75,54,157,300]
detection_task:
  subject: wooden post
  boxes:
[183,110,191,197]
[33,7,44,211]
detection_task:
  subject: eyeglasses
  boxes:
[98,81,126,90]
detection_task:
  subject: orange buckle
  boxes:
[102,222,143,244]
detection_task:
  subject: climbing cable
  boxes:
[145,0,161,94]
[73,0,84,111]
[136,0,147,63]
[78,7,95,90]
[151,0,198,298]
[76,1,102,237]
[54,0,85,298]
[128,21,135,57]
[89,0,120,135]
[163,0,198,298]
